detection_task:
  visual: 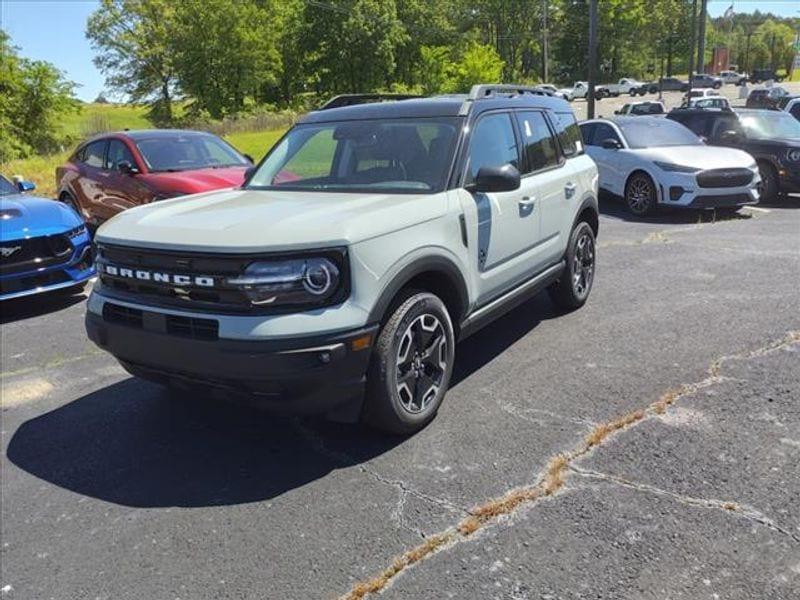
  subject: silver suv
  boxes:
[86,85,599,434]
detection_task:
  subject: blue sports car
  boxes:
[1,175,95,300]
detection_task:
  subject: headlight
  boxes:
[227,256,343,307]
[66,224,87,239]
[654,161,701,174]
[787,149,800,164]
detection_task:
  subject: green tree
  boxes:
[445,41,505,93]
[86,0,178,125]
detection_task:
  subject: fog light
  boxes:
[669,186,685,201]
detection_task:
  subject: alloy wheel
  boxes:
[395,314,448,414]
[627,177,653,215]
[572,231,595,299]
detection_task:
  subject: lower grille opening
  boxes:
[103,303,143,328]
[165,315,219,341]
[0,271,70,294]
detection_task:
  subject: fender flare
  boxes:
[572,194,599,236]
[367,255,470,326]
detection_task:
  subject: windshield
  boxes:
[135,134,248,172]
[618,119,702,148]
[248,117,460,193]
[739,111,800,140]
[0,176,18,196]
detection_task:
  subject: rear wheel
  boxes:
[624,172,658,216]
[549,222,596,311]
[364,291,455,435]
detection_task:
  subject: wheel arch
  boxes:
[572,195,599,238]
[625,168,660,202]
[367,256,469,336]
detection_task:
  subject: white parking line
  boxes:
[743,206,771,213]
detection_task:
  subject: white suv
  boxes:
[86,86,599,434]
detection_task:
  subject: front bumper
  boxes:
[85,301,379,416]
[656,170,761,209]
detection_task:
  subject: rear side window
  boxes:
[466,113,519,183]
[83,140,106,168]
[515,111,559,173]
[106,140,136,171]
[554,112,584,157]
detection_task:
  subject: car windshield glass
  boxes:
[739,111,800,140]
[0,176,18,196]
[135,134,248,172]
[247,117,460,193]
[618,119,702,148]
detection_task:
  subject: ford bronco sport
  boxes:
[86,85,599,434]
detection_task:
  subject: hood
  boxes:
[96,188,448,253]
[0,194,82,240]
[628,145,756,169]
[143,166,248,196]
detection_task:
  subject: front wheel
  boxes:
[548,222,596,311]
[757,162,778,203]
[625,172,658,216]
[364,292,455,435]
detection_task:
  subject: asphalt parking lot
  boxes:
[2,197,799,599]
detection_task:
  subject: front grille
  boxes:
[166,314,219,340]
[697,168,753,188]
[95,243,349,314]
[103,303,143,328]
[0,234,73,275]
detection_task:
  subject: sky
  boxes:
[1,0,798,103]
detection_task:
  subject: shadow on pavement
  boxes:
[1,288,88,325]
[6,293,555,508]
[599,195,757,225]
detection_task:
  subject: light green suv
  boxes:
[86,86,599,434]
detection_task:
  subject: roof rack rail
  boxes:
[319,93,424,110]
[467,84,554,100]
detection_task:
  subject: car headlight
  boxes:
[227,256,343,307]
[653,161,702,174]
[66,224,87,239]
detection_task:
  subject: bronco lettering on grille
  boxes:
[102,264,215,287]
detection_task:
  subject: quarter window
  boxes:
[515,111,559,173]
[466,113,519,183]
[83,140,106,168]
[554,112,584,157]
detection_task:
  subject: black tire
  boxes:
[757,161,779,203]
[548,222,596,311]
[624,172,658,216]
[629,90,637,97]
[363,291,455,435]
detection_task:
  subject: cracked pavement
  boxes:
[2,199,799,599]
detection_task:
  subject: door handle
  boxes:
[565,182,577,198]
[518,196,536,208]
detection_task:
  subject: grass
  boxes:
[2,103,289,198]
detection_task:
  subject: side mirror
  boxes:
[16,180,36,192]
[118,160,139,175]
[466,164,521,193]
[244,154,254,164]
[601,138,622,150]
[718,130,742,145]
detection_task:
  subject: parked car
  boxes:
[579,116,760,215]
[536,84,573,101]
[1,175,94,300]
[600,78,651,97]
[684,96,731,111]
[777,96,800,121]
[667,108,800,201]
[658,77,690,92]
[689,74,723,89]
[56,129,253,228]
[569,81,605,100]
[745,86,790,109]
[749,69,784,84]
[614,101,665,116]
[719,70,747,85]
[683,88,720,103]
[85,86,599,435]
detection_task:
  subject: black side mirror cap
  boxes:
[118,160,139,175]
[466,164,521,194]
[601,138,622,150]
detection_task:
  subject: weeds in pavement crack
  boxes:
[340,331,800,599]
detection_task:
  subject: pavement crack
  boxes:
[339,330,800,599]
[570,466,800,544]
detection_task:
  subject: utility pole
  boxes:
[687,0,697,89]
[542,0,549,83]
[697,0,708,74]
[770,33,777,72]
[744,31,753,75]
[588,0,598,119]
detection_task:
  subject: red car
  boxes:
[56,129,253,227]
